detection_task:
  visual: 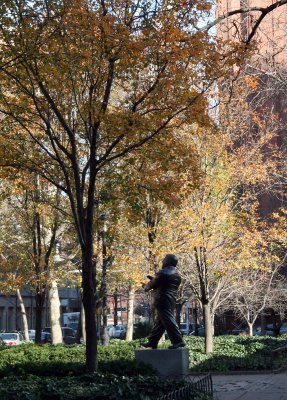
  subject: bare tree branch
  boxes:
[199,0,287,46]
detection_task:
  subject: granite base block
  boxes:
[135,348,189,378]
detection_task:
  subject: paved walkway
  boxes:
[212,372,287,400]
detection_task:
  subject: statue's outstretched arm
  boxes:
[144,273,161,292]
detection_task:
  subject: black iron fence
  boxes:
[159,374,213,400]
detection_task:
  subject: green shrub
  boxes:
[0,376,42,400]
[0,374,189,400]
[0,343,85,377]
[1,335,287,378]
[185,335,287,372]
[0,342,155,377]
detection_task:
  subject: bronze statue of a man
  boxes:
[142,254,185,349]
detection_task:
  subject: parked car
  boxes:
[107,325,115,337]
[41,331,52,344]
[42,327,76,344]
[192,326,205,337]
[279,324,287,334]
[0,332,25,346]
[262,323,287,336]
[28,329,36,342]
[113,325,126,339]
[179,323,193,336]
[67,322,79,332]
[61,327,77,344]
[227,328,248,336]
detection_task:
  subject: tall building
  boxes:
[217,0,287,67]
[217,0,287,217]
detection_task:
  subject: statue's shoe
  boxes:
[168,341,186,349]
[141,342,157,349]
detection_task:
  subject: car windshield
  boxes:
[0,333,17,340]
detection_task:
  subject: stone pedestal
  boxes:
[135,348,189,378]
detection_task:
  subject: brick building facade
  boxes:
[217,0,287,217]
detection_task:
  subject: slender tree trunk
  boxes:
[149,291,156,325]
[261,313,266,335]
[49,280,62,344]
[248,323,254,337]
[113,293,118,326]
[175,302,182,327]
[16,289,29,341]
[210,312,215,336]
[101,314,110,345]
[203,303,213,353]
[126,283,135,341]
[80,297,86,343]
[101,220,110,346]
[35,290,45,343]
[82,249,97,372]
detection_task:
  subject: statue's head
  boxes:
[162,254,178,268]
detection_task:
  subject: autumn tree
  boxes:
[106,218,150,341]
[0,251,30,340]
[151,93,283,352]
[0,0,229,370]
[231,267,279,336]
[229,209,287,336]
[1,0,287,370]
[0,172,72,343]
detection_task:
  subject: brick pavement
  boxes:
[212,372,287,400]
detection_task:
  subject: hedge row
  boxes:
[186,335,287,371]
[0,341,152,377]
[0,374,188,400]
[1,335,287,377]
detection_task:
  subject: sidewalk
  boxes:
[212,372,287,400]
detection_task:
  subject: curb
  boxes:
[188,369,283,376]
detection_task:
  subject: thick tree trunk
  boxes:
[126,283,135,341]
[203,303,213,354]
[16,289,29,341]
[49,280,62,344]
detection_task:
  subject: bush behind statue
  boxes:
[0,341,152,377]
[1,335,287,377]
